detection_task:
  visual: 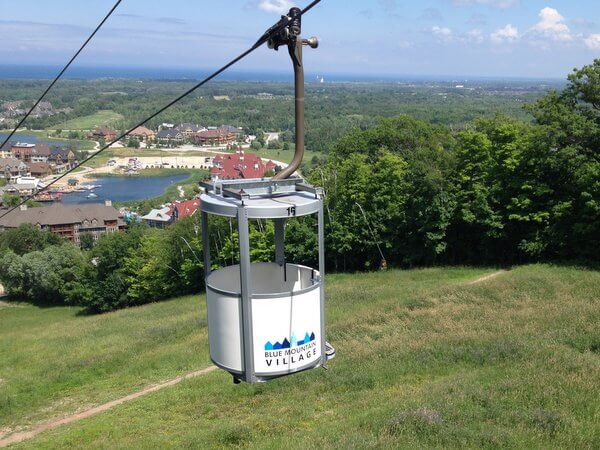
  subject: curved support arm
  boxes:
[273,38,304,180]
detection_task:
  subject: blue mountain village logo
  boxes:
[263,332,317,368]
[264,332,315,350]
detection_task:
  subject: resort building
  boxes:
[193,128,236,146]
[0,201,126,245]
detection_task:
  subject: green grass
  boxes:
[235,146,322,165]
[1,265,599,448]
[51,110,123,130]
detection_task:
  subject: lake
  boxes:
[61,174,190,204]
[0,133,70,150]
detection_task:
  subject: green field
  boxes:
[52,110,123,130]
[233,146,321,166]
[1,265,599,448]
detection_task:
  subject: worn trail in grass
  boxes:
[1,266,599,448]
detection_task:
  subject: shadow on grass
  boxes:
[0,294,61,309]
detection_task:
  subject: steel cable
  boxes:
[0,0,322,220]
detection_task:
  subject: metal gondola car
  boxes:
[200,7,334,384]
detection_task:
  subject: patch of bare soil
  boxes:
[0,366,217,447]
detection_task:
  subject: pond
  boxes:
[61,174,190,204]
[0,133,71,150]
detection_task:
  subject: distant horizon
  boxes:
[0,64,567,84]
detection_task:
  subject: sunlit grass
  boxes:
[1,265,599,448]
[50,110,123,131]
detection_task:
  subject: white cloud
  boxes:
[466,28,484,43]
[491,24,519,44]
[584,34,600,50]
[258,0,293,14]
[452,0,519,10]
[431,25,453,42]
[531,7,572,42]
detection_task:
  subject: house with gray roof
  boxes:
[0,157,29,182]
[156,129,184,145]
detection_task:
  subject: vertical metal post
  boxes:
[317,198,326,366]
[274,218,286,266]
[201,211,211,279]
[237,206,255,383]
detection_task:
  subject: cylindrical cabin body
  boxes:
[200,178,326,383]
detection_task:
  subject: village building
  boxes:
[0,201,126,245]
[10,143,75,171]
[218,124,244,138]
[11,143,36,162]
[172,199,201,220]
[128,126,156,142]
[31,143,51,162]
[175,123,206,141]
[140,205,173,228]
[193,128,236,146]
[27,162,53,178]
[0,157,30,181]
[48,148,77,171]
[209,149,276,181]
[141,198,200,228]
[156,129,184,145]
[88,127,118,142]
[3,176,45,196]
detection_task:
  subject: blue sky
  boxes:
[0,0,599,79]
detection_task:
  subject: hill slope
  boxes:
[1,266,599,448]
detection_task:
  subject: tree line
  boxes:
[0,60,597,312]
[310,60,598,269]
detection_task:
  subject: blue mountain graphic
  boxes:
[265,332,315,350]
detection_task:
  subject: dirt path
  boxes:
[467,270,507,285]
[0,366,217,447]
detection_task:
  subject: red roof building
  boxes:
[173,199,201,219]
[210,149,276,181]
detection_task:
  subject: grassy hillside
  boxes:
[52,110,123,130]
[1,266,599,448]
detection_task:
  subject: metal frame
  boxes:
[200,178,323,219]
[206,263,322,299]
[318,199,327,367]
[200,178,321,200]
[201,178,326,383]
[237,205,256,383]
[275,219,285,266]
